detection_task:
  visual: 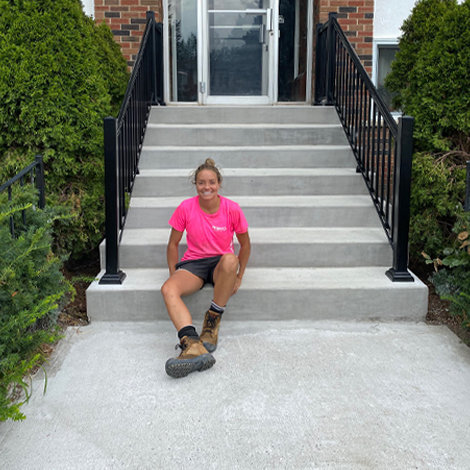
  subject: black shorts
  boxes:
[175,255,222,286]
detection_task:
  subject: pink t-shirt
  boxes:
[169,195,248,261]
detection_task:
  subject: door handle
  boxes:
[266,8,273,32]
[259,24,266,43]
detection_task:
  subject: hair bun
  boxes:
[204,158,216,167]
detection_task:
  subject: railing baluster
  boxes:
[465,161,470,212]
[1,156,46,237]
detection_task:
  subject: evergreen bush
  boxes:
[386,0,470,329]
[426,212,470,332]
[0,186,71,421]
[0,0,129,259]
[385,0,469,261]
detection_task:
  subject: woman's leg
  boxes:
[161,270,204,331]
[212,253,239,306]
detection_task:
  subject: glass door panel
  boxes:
[168,0,198,101]
[209,11,267,96]
[209,0,265,10]
[278,0,308,101]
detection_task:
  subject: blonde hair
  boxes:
[192,158,223,185]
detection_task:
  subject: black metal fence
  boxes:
[315,13,414,282]
[0,155,45,237]
[100,11,164,284]
[465,161,470,212]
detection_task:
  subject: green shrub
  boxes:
[0,186,71,421]
[409,153,466,264]
[385,0,470,276]
[0,0,129,259]
[426,212,470,331]
[386,0,470,153]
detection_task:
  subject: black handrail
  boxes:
[0,155,45,237]
[100,11,164,285]
[315,13,414,282]
[465,161,470,212]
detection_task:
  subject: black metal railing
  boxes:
[465,161,470,212]
[0,155,45,237]
[315,13,414,282]
[100,11,164,285]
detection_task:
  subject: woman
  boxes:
[161,159,251,378]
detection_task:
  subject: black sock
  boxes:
[178,325,199,340]
[209,300,225,315]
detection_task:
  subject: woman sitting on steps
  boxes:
[161,158,251,378]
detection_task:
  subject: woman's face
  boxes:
[196,169,220,201]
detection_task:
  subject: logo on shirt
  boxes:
[212,225,227,232]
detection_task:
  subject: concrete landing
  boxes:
[1,321,469,469]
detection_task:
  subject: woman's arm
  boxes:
[233,231,251,294]
[167,228,184,276]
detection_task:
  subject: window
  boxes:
[373,41,400,112]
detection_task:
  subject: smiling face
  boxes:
[195,169,220,202]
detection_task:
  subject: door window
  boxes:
[168,0,198,101]
[278,0,308,101]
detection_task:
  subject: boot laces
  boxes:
[205,313,218,330]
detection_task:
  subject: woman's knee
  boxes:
[161,279,178,299]
[218,253,239,274]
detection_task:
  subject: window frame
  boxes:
[372,38,401,117]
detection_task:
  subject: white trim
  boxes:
[198,0,206,104]
[294,0,300,78]
[163,0,170,104]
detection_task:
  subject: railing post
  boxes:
[386,116,414,282]
[100,117,126,285]
[155,22,165,105]
[314,23,324,105]
[147,11,158,105]
[34,155,45,209]
[325,12,337,106]
[465,160,470,212]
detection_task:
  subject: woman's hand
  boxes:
[167,228,183,276]
[232,275,243,295]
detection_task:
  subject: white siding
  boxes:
[373,0,416,40]
[81,0,94,18]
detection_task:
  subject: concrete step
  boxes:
[86,267,428,322]
[149,105,340,124]
[143,123,348,146]
[138,145,355,169]
[131,168,369,197]
[124,195,381,229]
[101,227,391,269]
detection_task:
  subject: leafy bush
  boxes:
[0,186,71,421]
[386,0,470,154]
[409,153,466,263]
[425,212,470,331]
[0,0,129,259]
[385,0,469,268]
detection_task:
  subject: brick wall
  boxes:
[317,0,374,73]
[94,0,163,67]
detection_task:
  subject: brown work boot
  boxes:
[165,336,215,378]
[200,310,222,353]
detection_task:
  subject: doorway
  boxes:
[164,0,312,104]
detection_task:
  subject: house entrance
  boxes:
[164,0,313,104]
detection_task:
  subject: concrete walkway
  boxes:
[1,320,470,469]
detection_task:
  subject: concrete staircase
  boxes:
[86,106,428,322]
